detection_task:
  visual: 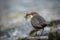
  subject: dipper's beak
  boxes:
[25,14,31,19]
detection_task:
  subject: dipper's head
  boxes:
[25,12,38,19]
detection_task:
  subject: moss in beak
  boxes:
[25,14,30,19]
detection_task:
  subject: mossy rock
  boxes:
[48,20,60,26]
[17,38,30,40]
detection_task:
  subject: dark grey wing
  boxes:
[31,16,47,28]
[37,16,46,24]
[37,16,47,27]
[31,16,42,27]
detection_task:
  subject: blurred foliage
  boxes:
[48,31,57,40]
[48,30,60,40]
[48,19,60,26]
[48,19,60,40]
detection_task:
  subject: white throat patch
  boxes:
[30,15,33,18]
[27,15,33,22]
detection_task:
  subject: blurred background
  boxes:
[0,0,60,40]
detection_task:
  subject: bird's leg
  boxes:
[40,28,44,36]
[36,31,37,36]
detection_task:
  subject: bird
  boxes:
[25,12,47,36]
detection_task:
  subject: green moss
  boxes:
[48,20,60,26]
[17,38,21,40]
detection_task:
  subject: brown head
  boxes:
[25,12,39,18]
[28,12,38,16]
